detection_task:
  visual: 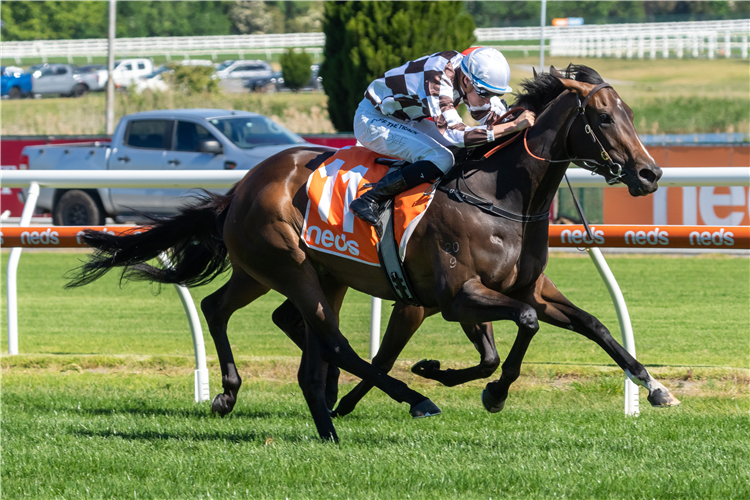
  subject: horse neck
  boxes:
[469,92,578,217]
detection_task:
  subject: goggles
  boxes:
[473,84,504,99]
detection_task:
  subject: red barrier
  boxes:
[2,225,748,250]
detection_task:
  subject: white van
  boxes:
[112,58,154,88]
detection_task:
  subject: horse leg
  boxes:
[295,276,348,441]
[200,266,270,416]
[333,303,427,418]
[411,321,500,387]
[440,278,541,413]
[526,274,680,407]
[272,299,340,411]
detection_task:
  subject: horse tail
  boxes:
[65,188,235,289]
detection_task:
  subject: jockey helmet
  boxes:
[460,47,512,97]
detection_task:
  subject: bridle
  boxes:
[524,81,625,185]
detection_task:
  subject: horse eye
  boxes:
[599,113,612,124]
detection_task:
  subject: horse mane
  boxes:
[514,64,604,113]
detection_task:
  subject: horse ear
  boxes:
[558,78,596,98]
[532,67,538,78]
[550,66,562,77]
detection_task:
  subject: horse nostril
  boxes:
[639,169,657,184]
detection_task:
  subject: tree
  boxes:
[280,49,312,91]
[321,1,476,132]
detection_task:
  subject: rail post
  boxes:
[586,247,639,416]
[157,253,210,402]
[369,297,382,359]
[6,182,39,355]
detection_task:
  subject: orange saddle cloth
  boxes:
[302,147,437,266]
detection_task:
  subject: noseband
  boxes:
[526,82,625,185]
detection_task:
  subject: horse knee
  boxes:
[479,353,500,378]
[517,306,539,334]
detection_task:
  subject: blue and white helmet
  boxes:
[460,47,512,96]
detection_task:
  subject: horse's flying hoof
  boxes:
[481,389,506,413]
[411,359,440,378]
[410,399,441,418]
[647,387,681,407]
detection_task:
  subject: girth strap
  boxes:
[437,183,550,223]
[376,199,421,306]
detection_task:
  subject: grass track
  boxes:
[2,251,749,498]
[2,373,749,499]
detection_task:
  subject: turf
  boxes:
[2,251,748,499]
[2,372,748,499]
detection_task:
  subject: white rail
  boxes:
[2,19,748,63]
[3,167,748,188]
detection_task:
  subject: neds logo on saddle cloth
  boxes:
[302,147,436,266]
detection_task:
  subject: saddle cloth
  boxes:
[302,147,436,266]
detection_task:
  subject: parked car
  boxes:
[111,58,154,88]
[215,60,273,80]
[133,60,214,94]
[20,109,309,225]
[1,66,33,99]
[76,64,109,91]
[29,63,99,97]
[245,64,323,93]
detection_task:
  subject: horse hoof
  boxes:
[210,394,232,417]
[410,399,442,418]
[481,389,506,413]
[329,409,339,419]
[648,388,681,407]
[411,359,440,378]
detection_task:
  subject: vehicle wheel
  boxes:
[72,84,89,98]
[8,86,21,99]
[53,190,105,226]
[262,82,276,94]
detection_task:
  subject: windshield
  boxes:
[208,116,304,149]
[215,61,234,72]
[143,65,170,79]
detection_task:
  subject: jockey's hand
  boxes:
[512,110,536,131]
[492,110,536,137]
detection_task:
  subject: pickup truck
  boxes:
[1,66,33,99]
[21,109,309,225]
[29,63,100,97]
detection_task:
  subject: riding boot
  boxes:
[349,160,443,225]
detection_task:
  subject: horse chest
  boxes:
[471,230,547,293]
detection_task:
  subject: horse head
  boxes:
[550,65,662,197]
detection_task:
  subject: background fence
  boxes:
[2,19,748,63]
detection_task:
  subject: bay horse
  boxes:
[68,65,680,442]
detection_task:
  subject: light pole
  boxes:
[539,0,547,73]
[105,0,116,135]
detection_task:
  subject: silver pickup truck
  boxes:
[21,109,309,224]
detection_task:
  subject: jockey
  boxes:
[350,47,536,225]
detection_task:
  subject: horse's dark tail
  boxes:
[65,189,235,289]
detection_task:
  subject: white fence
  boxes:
[2,19,748,63]
[2,167,749,414]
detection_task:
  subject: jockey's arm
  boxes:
[492,110,536,138]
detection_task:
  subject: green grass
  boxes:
[2,372,748,499]
[0,251,750,499]
[2,251,748,498]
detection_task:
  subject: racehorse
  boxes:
[67,65,680,442]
